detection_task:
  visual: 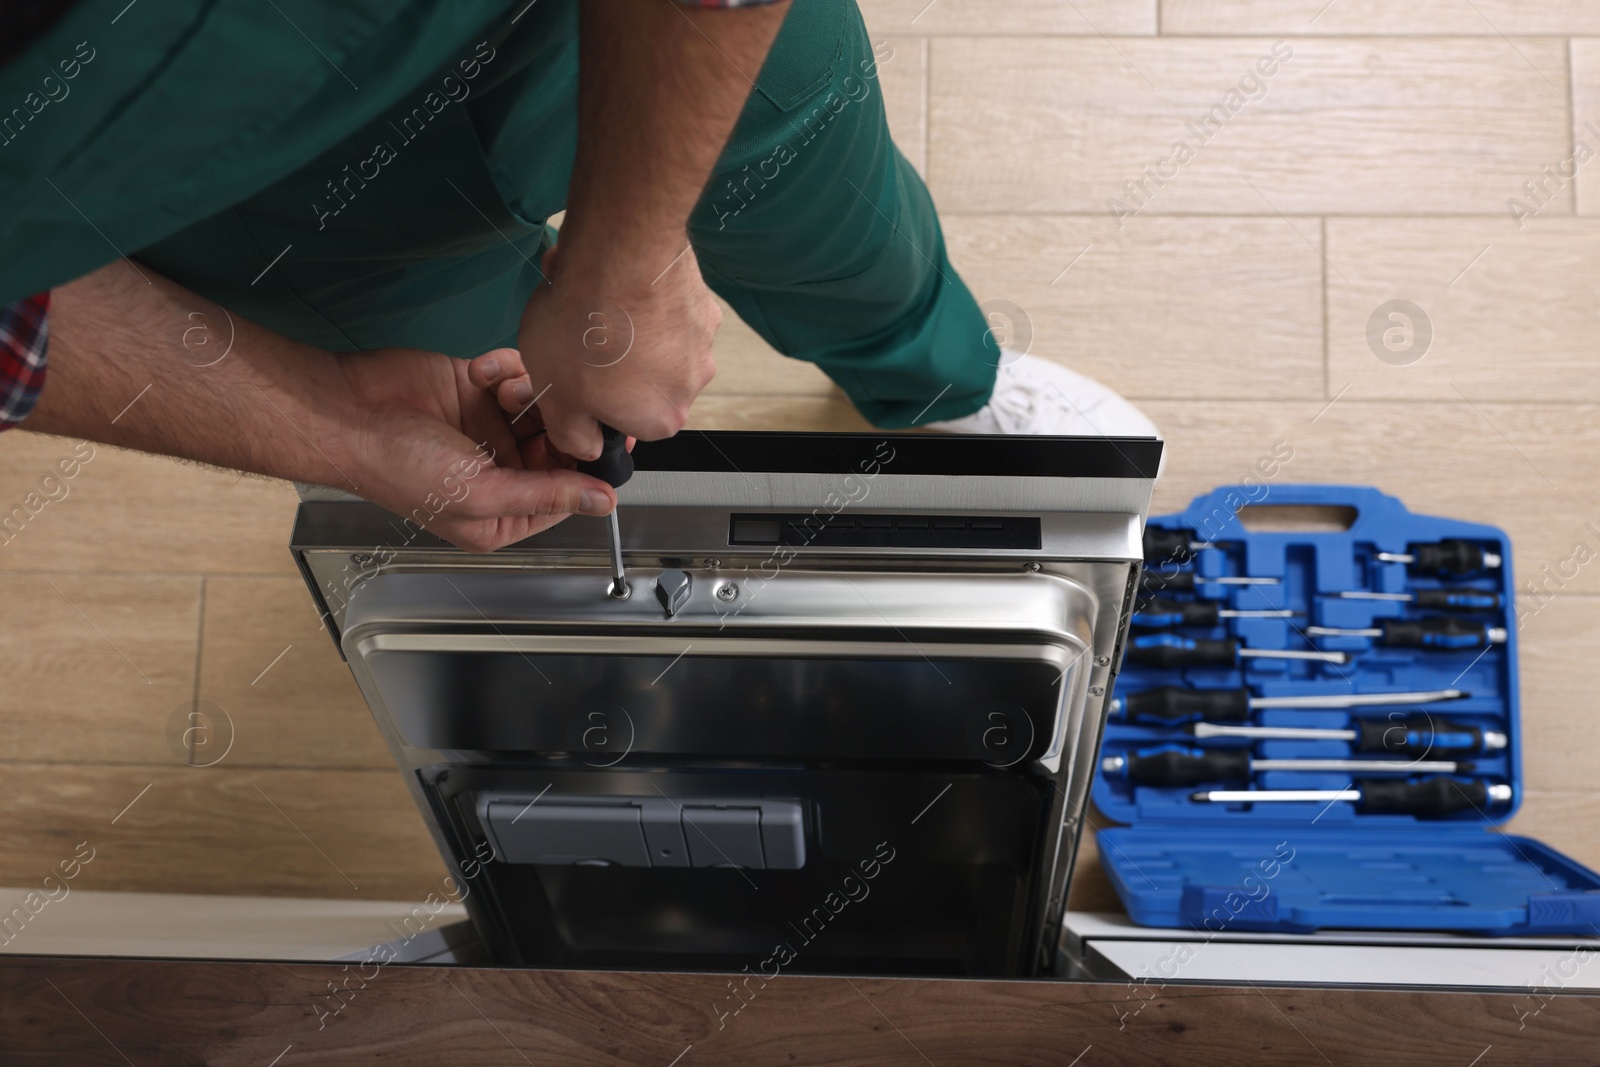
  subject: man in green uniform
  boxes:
[0,0,1157,550]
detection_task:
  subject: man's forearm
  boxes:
[28,262,365,491]
[558,0,790,277]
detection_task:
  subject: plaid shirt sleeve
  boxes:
[0,294,49,430]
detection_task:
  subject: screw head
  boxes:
[705,558,723,568]
[350,553,374,567]
[1089,686,1105,697]
[1024,562,1042,573]
[715,583,739,602]
[1094,655,1110,667]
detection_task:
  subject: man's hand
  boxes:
[517,244,719,458]
[337,345,617,552]
[523,0,789,459]
[34,262,618,553]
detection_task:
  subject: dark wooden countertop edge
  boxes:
[1,954,1594,1066]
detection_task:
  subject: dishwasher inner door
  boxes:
[292,431,1158,977]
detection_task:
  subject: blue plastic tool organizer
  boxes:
[1094,484,1600,935]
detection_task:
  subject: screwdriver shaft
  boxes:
[1101,754,1469,775]
[1250,688,1465,709]
[1193,783,1513,805]
[1239,647,1348,664]
[605,510,628,599]
[1195,788,1360,803]
[1248,758,1464,773]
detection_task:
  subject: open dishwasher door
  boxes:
[291,432,1159,977]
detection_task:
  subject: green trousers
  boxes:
[0,0,997,426]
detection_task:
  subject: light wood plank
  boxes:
[943,215,1323,399]
[194,578,392,770]
[1569,39,1600,214]
[1327,219,1600,400]
[0,764,447,900]
[1505,790,1600,878]
[0,575,199,765]
[859,0,1155,37]
[688,393,874,431]
[929,38,1569,214]
[0,433,300,576]
[1517,594,1600,796]
[1141,398,1600,593]
[1164,1,1600,35]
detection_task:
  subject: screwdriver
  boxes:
[1144,527,1228,560]
[1127,634,1348,668]
[1189,717,1508,757]
[1141,570,1279,593]
[1335,588,1502,611]
[575,424,634,600]
[1101,750,1474,786]
[1112,685,1467,722]
[1131,596,1296,629]
[1191,778,1512,818]
[1375,539,1501,573]
[1305,617,1507,650]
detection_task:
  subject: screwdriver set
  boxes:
[1093,484,1600,935]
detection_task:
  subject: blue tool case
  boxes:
[1094,484,1600,935]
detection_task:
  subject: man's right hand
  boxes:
[516,242,720,461]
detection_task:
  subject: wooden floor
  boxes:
[3,2,1599,921]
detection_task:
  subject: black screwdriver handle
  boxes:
[1143,527,1197,562]
[1128,635,1238,669]
[1132,596,1220,629]
[1355,777,1491,818]
[1378,617,1490,650]
[1355,718,1483,757]
[1126,749,1252,787]
[1123,685,1252,722]
[575,423,634,488]
[1413,588,1501,611]
[1409,540,1491,574]
[1141,570,1199,594]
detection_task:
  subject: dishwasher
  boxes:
[290,431,1159,977]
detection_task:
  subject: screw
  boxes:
[1094,655,1110,667]
[716,583,739,602]
[1024,562,1041,573]
[351,553,374,567]
[1089,686,1105,697]
[705,558,723,568]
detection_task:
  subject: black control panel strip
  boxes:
[633,431,1161,479]
[729,513,1042,550]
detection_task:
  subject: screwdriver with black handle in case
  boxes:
[1189,717,1509,757]
[1192,778,1512,818]
[1131,596,1296,629]
[1140,570,1279,593]
[1127,634,1348,668]
[1143,527,1234,560]
[1375,539,1501,573]
[1101,749,1474,786]
[1112,684,1467,722]
[1335,588,1502,611]
[1305,617,1507,650]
